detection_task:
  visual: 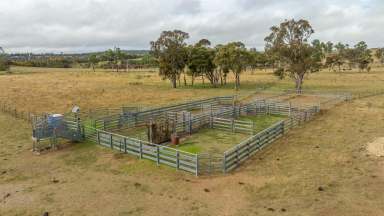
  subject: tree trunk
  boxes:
[183,72,187,86]
[171,77,177,88]
[178,75,181,87]
[219,70,223,85]
[235,73,240,91]
[191,75,194,86]
[295,75,304,94]
[92,64,95,72]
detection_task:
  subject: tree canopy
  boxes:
[150,30,189,88]
[214,42,250,90]
[376,48,384,64]
[187,40,217,86]
[265,19,321,92]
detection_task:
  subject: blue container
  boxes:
[47,114,63,128]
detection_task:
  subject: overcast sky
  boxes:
[0,0,383,53]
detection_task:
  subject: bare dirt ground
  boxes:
[1,67,384,215]
[367,137,384,157]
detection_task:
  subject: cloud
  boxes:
[0,0,382,53]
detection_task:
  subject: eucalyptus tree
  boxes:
[213,44,230,85]
[264,19,322,93]
[150,30,189,88]
[88,54,98,72]
[187,39,217,86]
[353,41,373,72]
[311,39,326,63]
[214,42,250,90]
[376,48,384,64]
[0,49,9,72]
[103,49,116,71]
[249,49,269,71]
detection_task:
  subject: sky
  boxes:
[0,0,383,53]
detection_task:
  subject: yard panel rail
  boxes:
[89,129,198,175]
[211,117,254,134]
[223,121,284,172]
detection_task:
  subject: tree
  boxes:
[213,44,230,85]
[214,42,250,90]
[311,39,326,63]
[324,41,334,54]
[103,49,116,71]
[375,48,384,63]
[353,41,373,72]
[88,54,98,72]
[325,54,343,72]
[150,30,189,88]
[264,19,321,93]
[0,51,10,72]
[101,47,127,72]
[187,40,217,86]
[376,48,384,64]
[249,49,269,71]
[196,39,211,47]
[114,47,128,72]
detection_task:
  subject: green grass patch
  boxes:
[172,128,248,154]
[112,126,148,141]
[239,114,286,133]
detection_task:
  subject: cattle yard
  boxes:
[30,90,351,176]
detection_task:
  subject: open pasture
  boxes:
[1,66,384,215]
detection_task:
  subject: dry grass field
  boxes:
[1,66,384,215]
[1,66,384,113]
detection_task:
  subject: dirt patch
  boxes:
[367,137,384,157]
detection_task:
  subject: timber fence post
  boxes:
[195,154,199,176]
[156,146,160,166]
[176,151,180,170]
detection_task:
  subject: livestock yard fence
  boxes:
[80,95,325,175]
[0,89,360,176]
[0,101,36,122]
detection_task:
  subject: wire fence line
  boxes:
[0,101,37,123]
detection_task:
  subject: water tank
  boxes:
[47,114,64,128]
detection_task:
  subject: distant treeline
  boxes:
[149,20,384,90]
[7,50,157,69]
